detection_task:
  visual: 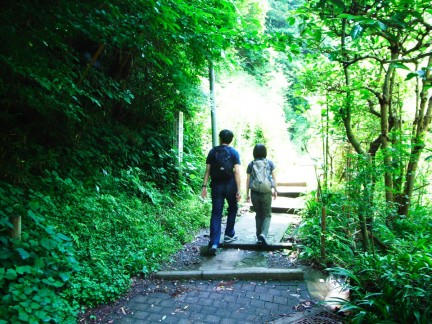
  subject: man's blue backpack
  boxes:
[210,146,234,181]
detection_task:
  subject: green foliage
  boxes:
[0,0,265,321]
[299,183,432,322]
[326,244,432,323]
[252,126,268,146]
[297,190,356,267]
[234,0,271,82]
[1,173,211,320]
[0,185,79,322]
[0,0,263,183]
[287,0,432,320]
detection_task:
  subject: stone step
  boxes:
[277,181,307,187]
[277,186,307,198]
[230,212,301,245]
[271,206,303,214]
[220,242,293,250]
[247,198,305,214]
[271,197,305,214]
[154,268,304,280]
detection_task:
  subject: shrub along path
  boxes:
[79,162,343,323]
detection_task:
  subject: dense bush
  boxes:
[1,166,211,321]
[298,187,432,322]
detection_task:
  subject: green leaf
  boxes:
[391,63,410,70]
[350,24,363,40]
[286,17,296,26]
[89,96,101,107]
[40,237,57,250]
[18,309,29,322]
[0,250,12,259]
[16,248,31,260]
[5,268,17,280]
[44,226,55,235]
[59,272,70,282]
[377,21,387,31]
[16,265,33,275]
[328,51,338,61]
[314,30,322,42]
[29,201,40,211]
[332,0,346,11]
[24,286,34,295]
[42,277,64,288]
[35,310,50,322]
[337,14,359,20]
[38,287,51,298]
[55,233,71,242]
[52,280,64,288]
[339,304,362,312]
[406,72,418,80]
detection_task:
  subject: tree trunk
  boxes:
[340,18,370,248]
[340,19,366,156]
[321,205,326,260]
[398,57,432,216]
[381,63,395,207]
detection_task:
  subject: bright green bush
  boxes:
[297,190,357,267]
[1,172,211,321]
[299,187,432,323]
[327,245,432,323]
[0,186,79,323]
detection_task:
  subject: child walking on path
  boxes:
[246,144,277,245]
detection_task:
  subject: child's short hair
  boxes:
[253,144,267,159]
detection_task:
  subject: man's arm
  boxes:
[201,164,211,199]
[234,164,241,201]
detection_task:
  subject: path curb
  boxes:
[220,242,294,250]
[154,268,304,281]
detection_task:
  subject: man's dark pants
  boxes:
[209,180,238,247]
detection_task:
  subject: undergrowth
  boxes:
[0,174,210,323]
[297,189,432,323]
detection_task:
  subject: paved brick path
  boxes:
[106,279,313,323]
[100,165,345,324]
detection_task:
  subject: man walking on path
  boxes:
[201,129,241,255]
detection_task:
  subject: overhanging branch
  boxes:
[341,51,432,66]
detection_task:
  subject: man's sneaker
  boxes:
[208,245,217,256]
[224,235,238,243]
[258,234,268,246]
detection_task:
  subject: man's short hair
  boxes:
[219,129,234,144]
[253,144,267,159]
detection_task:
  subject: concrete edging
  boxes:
[154,268,304,281]
[220,242,294,250]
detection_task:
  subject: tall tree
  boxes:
[294,0,432,227]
